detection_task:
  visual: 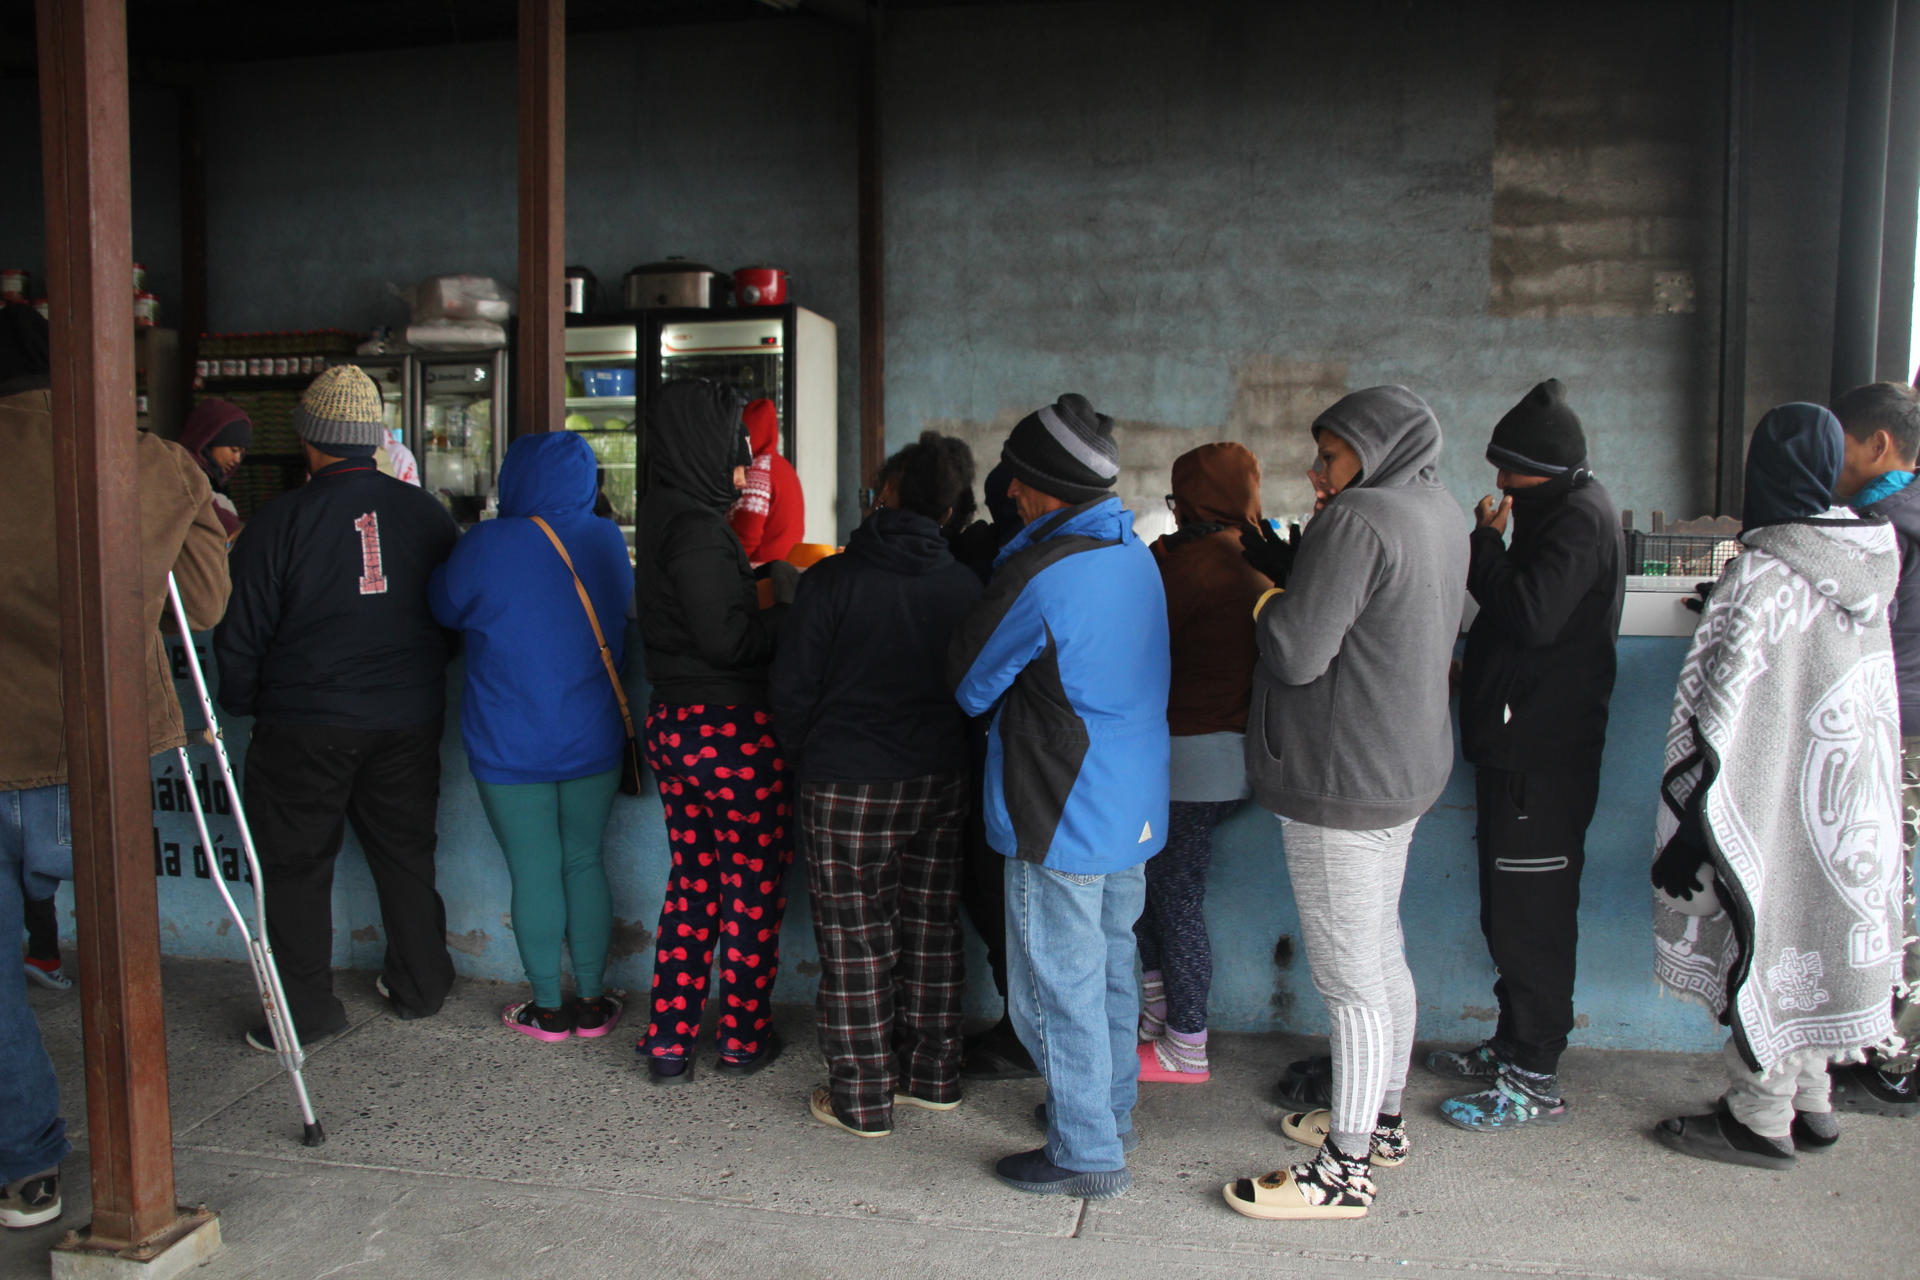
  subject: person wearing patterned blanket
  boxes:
[1650,403,1904,1170]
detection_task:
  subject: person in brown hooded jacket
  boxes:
[1134,442,1269,1082]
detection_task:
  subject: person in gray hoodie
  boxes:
[1223,386,1468,1222]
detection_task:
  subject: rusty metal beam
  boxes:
[856,2,885,510]
[35,0,185,1250]
[516,0,565,435]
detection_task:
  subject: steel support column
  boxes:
[1713,0,1751,516]
[35,0,187,1250]
[1876,0,1920,381]
[1831,0,1899,401]
[857,2,885,509]
[516,0,565,435]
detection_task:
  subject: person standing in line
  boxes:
[430,431,633,1042]
[634,379,797,1084]
[950,463,1040,1081]
[18,882,67,994]
[773,432,983,1137]
[1224,386,1467,1221]
[215,365,460,1048]
[178,396,253,541]
[0,302,230,1229]
[1426,379,1624,1130]
[1828,380,1920,1117]
[1134,442,1269,1084]
[1651,403,1900,1169]
[729,397,805,566]
[949,393,1170,1200]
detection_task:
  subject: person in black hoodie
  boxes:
[946,463,1039,1080]
[1429,379,1624,1131]
[773,432,983,1137]
[633,379,795,1084]
[1831,380,1920,1117]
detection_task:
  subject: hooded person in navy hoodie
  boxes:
[430,430,633,1042]
[773,431,984,1138]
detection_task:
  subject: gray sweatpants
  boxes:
[1721,1038,1832,1139]
[1279,815,1419,1156]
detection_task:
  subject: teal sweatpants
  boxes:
[474,768,621,1009]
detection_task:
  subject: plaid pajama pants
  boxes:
[801,770,970,1133]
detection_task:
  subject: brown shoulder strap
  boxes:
[529,516,634,738]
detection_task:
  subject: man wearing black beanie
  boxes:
[1429,378,1624,1133]
[948,393,1169,1200]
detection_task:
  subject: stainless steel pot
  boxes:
[624,258,730,309]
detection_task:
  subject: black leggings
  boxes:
[1134,800,1239,1034]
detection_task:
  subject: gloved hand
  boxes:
[1682,581,1715,613]
[1240,520,1302,588]
[1651,835,1711,901]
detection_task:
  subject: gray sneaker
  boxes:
[1424,1041,1503,1083]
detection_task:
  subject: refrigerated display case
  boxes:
[357,353,412,446]
[562,323,641,556]
[414,350,506,525]
[644,304,837,544]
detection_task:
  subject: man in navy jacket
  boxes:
[1833,380,1920,1117]
[948,394,1170,1200]
[216,366,459,1047]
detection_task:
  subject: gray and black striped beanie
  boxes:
[1002,393,1120,503]
[292,365,384,456]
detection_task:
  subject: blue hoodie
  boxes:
[947,495,1171,873]
[430,432,633,784]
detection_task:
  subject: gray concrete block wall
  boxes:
[0,0,1866,535]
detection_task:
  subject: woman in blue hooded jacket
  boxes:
[429,431,633,1042]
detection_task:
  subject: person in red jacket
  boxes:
[729,397,805,565]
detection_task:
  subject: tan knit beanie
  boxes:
[293,365,384,454]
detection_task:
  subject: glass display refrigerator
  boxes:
[562,323,642,556]
[356,353,412,449]
[560,306,839,551]
[414,350,507,525]
[643,304,838,545]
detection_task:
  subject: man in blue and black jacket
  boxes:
[215,365,459,1048]
[948,394,1170,1201]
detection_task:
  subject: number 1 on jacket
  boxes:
[354,511,388,595]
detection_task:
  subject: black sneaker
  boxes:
[1830,1060,1920,1118]
[572,994,624,1039]
[993,1147,1130,1199]
[0,1170,61,1230]
[244,1019,344,1053]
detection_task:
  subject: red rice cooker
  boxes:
[733,265,789,307]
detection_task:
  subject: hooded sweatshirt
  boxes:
[1248,386,1470,829]
[1461,466,1624,774]
[728,397,806,565]
[180,397,251,537]
[429,431,632,784]
[948,495,1171,873]
[770,506,983,784]
[1154,442,1270,736]
[636,379,782,705]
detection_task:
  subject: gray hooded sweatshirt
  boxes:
[1246,385,1469,829]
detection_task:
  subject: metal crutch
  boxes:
[167,572,326,1146]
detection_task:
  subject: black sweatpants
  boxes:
[957,720,1008,999]
[243,718,454,1035]
[1474,766,1600,1076]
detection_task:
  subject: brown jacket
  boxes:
[1151,442,1268,737]
[0,387,231,790]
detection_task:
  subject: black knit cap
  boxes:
[1486,378,1586,476]
[1001,393,1120,503]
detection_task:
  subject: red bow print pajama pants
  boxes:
[641,702,794,1064]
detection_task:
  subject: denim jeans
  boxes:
[1005,857,1146,1172]
[2,784,73,1183]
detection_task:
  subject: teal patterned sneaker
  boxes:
[1440,1070,1570,1132]
[1424,1040,1503,1083]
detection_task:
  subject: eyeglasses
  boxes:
[1164,494,1177,512]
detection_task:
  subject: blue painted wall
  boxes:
[119,627,1713,1054]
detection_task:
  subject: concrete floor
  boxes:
[4,958,1915,1279]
